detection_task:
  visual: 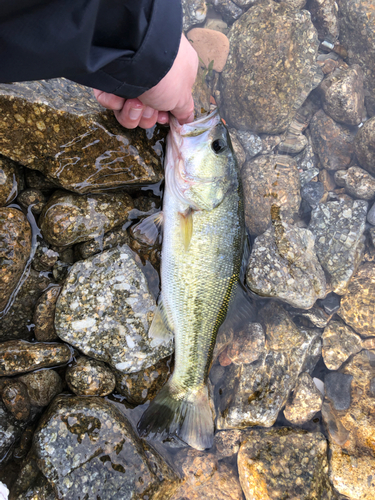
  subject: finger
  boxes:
[170,96,195,124]
[157,111,169,125]
[93,89,125,111]
[138,107,158,129]
[114,98,145,129]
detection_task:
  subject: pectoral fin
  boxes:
[179,208,193,250]
[132,211,164,245]
[149,295,174,344]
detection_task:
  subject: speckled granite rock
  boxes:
[33,286,60,342]
[0,341,71,376]
[0,79,166,194]
[319,65,365,126]
[0,269,53,341]
[220,1,322,133]
[115,356,171,405]
[283,372,323,425]
[0,401,22,463]
[214,303,322,429]
[0,156,22,206]
[242,155,301,235]
[338,262,375,336]
[39,191,133,247]
[310,110,355,171]
[18,370,63,407]
[17,188,47,215]
[182,0,207,30]
[354,117,375,175]
[322,320,363,370]
[33,395,179,500]
[1,380,30,421]
[66,357,115,396]
[0,208,31,312]
[334,166,375,200]
[237,429,332,500]
[308,198,367,295]
[309,0,339,42]
[55,245,173,374]
[235,130,262,159]
[247,217,326,309]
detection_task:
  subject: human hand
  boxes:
[94,33,198,129]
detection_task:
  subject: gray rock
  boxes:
[208,0,243,25]
[0,401,22,463]
[308,198,367,295]
[182,0,207,30]
[319,293,340,314]
[287,303,333,328]
[322,320,363,370]
[18,370,63,407]
[226,323,266,365]
[334,166,375,200]
[284,372,323,425]
[235,130,262,158]
[370,377,375,397]
[55,245,173,374]
[301,181,325,208]
[367,202,375,225]
[0,156,22,206]
[354,117,375,176]
[220,1,322,133]
[66,357,116,396]
[325,372,353,411]
[294,135,320,187]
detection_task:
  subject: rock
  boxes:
[338,262,375,336]
[33,395,179,500]
[39,191,133,247]
[214,303,322,429]
[33,285,61,342]
[114,356,171,405]
[18,370,63,407]
[235,130,262,159]
[0,208,31,311]
[309,0,339,42]
[0,269,53,341]
[301,181,325,209]
[295,134,320,187]
[368,202,375,225]
[284,372,323,425]
[0,79,165,194]
[319,65,365,126]
[334,166,375,200]
[237,428,332,500]
[204,17,228,34]
[319,292,341,314]
[278,133,308,154]
[322,320,363,370]
[17,188,47,215]
[247,219,326,309]
[25,169,58,191]
[259,134,281,155]
[55,245,173,374]
[287,303,333,328]
[66,357,115,396]
[208,0,243,25]
[308,198,367,295]
[370,377,375,397]
[0,156,22,206]
[187,28,229,72]
[228,129,246,167]
[0,401,22,463]
[76,225,130,260]
[213,429,243,459]
[310,110,355,171]
[354,117,375,175]
[32,241,59,272]
[220,1,322,133]
[242,155,301,235]
[182,0,207,30]
[1,381,30,421]
[52,260,71,284]
[325,372,353,411]
[317,53,341,75]
[0,341,71,376]
[226,323,265,365]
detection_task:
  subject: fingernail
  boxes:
[129,107,143,120]
[142,107,155,119]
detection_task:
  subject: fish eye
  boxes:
[211,138,227,154]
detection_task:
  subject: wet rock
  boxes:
[247,219,326,309]
[259,134,281,155]
[17,188,47,215]
[295,135,320,187]
[208,0,243,25]
[215,303,322,429]
[334,166,375,200]
[1,380,30,421]
[319,292,341,314]
[228,129,246,167]
[33,395,179,500]
[338,262,375,336]
[204,17,228,34]
[187,28,229,73]
[310,110,355,171]
[0,401,22,463]
[0,269,53,341]
[170,448,243,500]
[18,370,63,407]
[182,0,207,30]
[115,356,171,405]
[308,198,367,295]
[354,117,375,176]
[367,202,375,225]
[55,245,173,374]
[317,52,341,75]
[220,1,322,133]
[309,0,339,42]
[325,372,353,411]
[319,65,365,126]
[226,323,266,365]
[0,340,71,376]
[25,169,58,191]
[32,241,59,272]
[0,208,31,312]
[284,372,323,425]
[287,303,333,328]
[322,320,363,370]
[319,168,337,196]
[238,428,332,500]
[39,191,133,247]
[301,181,325,209]
[0,156,22,206]
[213,429,243,459]
[33,285,61,342]
[235,130,262,159]
[66,357,115,397]
[52,260,71,283]
[278,133,307,155]
[370,377,375,397]
[242,155,301,235]
[0,79,165,194]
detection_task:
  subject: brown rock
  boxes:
[66,357,115,396]
[25,169,58,191]
[1,380,30,420]
[76,225,130,260]
[226,323,265,365]
[187,28,229,72]
[17,188,47,215]
[0,156,22,206]
[33,285,61,341]
[283,372,323,425]
[334,165,375,200]
[214,429,243,459]
[32,241,59,272]
[322,320,363,370]
[18,369,63,407]
[309,0,339,42]
[0,208,31,311]
[354,116,375,176]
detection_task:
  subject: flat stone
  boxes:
[0,79,165,194]
[0,340,71,376]
[242,154,301,235]
[66,357,116,396]
[55,245,173,374]
[284,372,323,425]
[278,133,308,154]
[18,370,63,407]
[187,28,229,72]
[220,1,322,133]
[33,285,61,342]
[354,116,375,175]
[325,372,353,411]
[308,198,367,295]
[1,380,30,421]
[17,188,47,215]
[0,156,22,207]
[322,320,363,370]
[334,166,375,200]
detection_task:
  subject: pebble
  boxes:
[66,357,116,396]
[325,372,353,411]
[301,181,324,209]
[182,0,207,31]
[354,116,375,176]
[18,369,63,406]
[235,130,262,158]
[209,0,243,25]
[367,202,375,225]
[187,28,230,72]
[318,292,340,315]
[31,240,59,272]
[0,401,22,463]
[1,380,30,421]
[308,0,339,42]
[334,166,375,200]
[33,285,61,341]
[17,188,47,214]
[0,156,22,206]
[284,372,323,425]
[322,320,363,370]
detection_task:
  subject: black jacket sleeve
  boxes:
[0,0,182,98]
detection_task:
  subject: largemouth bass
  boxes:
[137,109,245,450]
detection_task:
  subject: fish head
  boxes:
[166,109,239,211]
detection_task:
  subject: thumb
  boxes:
[170,96,195,124]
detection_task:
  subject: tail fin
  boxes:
[137,381,214,451]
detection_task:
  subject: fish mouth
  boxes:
[170,108,221,138]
